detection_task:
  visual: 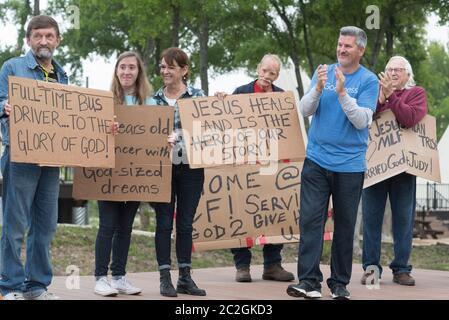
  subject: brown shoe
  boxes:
[262,264,294,281]
[236,266,252,282]
[393,273,415,286]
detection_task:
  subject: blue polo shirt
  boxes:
[306,63,378,172]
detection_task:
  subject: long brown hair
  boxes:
[111,51,153,105]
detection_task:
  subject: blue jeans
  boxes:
[297,158,364,289]
[231,244,283,269]
[362,173,416,276]
[152,164,204,270]
[94,200,140,279]
[0,146,59,297]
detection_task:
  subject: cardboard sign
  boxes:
[192,162,334,251]
[73,106,173,202]
[177,91,306,168]
[8,76,115,167]
[364,110,441,188]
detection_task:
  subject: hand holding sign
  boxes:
[214,91,228,100]
[3,100,12,116]
[167,131,177,148]
[110,116,119,135]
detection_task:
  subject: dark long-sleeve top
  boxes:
[376,86,427,128]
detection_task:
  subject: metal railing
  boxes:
[416,183,449,211]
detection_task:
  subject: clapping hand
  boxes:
[335,67,346,97]
[378,71,394,103]
[315,64,328,93]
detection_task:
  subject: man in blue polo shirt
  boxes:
[286,26,379,300]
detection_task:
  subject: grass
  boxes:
[1,223,448,276]
[50,225,449,276]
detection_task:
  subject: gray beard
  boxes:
[33,47,53,60]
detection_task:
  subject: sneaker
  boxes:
[111,276,142,295]
[286,282,322,299]
[330,284,351,300]
[393,273,415,286]
[27,291,59,300]
[235,266,251,282]
[262,264,295,281]
[2,292,25,300]
[94,276,119,297]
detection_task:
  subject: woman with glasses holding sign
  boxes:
[151,47,206,297]
[361,56,427,287]
[94,51,156,297]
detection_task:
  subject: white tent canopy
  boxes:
[273,58,311,147]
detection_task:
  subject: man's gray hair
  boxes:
[339,26,367,48]
[386,56,416,89]
[260,54,282,71]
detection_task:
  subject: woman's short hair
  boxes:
[160,47,190,82]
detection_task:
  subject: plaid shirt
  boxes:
[153,85,205,155]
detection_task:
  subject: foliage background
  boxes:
[1,0,449,136]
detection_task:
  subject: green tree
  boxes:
[419,42,449,139]
[47,0,174,85]
[0,0,39,66]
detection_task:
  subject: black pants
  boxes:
[94,200,140,278]
[152,164,204,270]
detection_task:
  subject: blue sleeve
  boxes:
[0,61,12,117]
[357,74,379,112]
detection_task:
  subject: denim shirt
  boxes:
[0,50,68,145]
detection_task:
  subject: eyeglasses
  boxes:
[386,67,405,74]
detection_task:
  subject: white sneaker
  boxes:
[2,292,25,300]
[111,276,141,295]
[27,291,60,300]
[94,277,119,297]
